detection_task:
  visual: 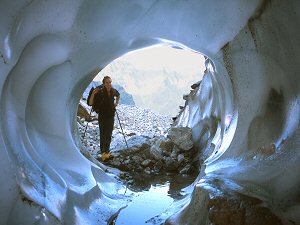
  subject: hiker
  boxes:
[89,76,120,160]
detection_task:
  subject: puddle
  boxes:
[112,174,196,225]
[115,183,173,224]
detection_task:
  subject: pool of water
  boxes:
[113,174,197,225]
[115,183,173,224]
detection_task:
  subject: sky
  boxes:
[121,45,205,75]
[95,45,206,116]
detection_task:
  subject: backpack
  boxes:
[92,88,104,113]
[87,87,94,106]
[87,84,104,107]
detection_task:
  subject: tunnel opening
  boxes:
[77,45,205,180]
[76,45,206,223]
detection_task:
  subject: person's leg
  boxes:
[98,115,104,153]
[101,116,110,153]
[105,115,114,152]
[101,114,115,161]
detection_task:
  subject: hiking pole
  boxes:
[115,109,129,149]
[83,108,93,138]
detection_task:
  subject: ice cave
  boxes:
[1,0,300,224]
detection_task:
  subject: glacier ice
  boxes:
[1,0,300,224]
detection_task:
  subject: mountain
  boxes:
[94,60,203,116]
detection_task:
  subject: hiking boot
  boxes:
[101,153,110,161]
[107,152,114,160]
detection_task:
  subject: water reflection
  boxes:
[114,174,197,225]
[128,173,196,198]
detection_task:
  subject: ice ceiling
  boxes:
[1,0,300,224]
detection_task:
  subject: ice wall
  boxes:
[0,0,299,224]
[176,1,300,223]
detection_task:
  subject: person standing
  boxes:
[89,76,120,161]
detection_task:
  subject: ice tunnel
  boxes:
[1,0,300,224]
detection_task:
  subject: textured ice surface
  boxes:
[0,0,300,224]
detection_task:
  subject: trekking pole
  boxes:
[83,108,93,138]
[115,109,129,149]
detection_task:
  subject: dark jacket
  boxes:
[93,87,120,116]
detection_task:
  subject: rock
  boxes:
[141,159,152,167]
[154,160,163,169]
[127,132,136,136]
[77,103,92,121]
[78,103,201,176]
[142,133,155,139]
[163,150,171,157]
[164,157,178,171]
[111,159,122,167]
[136,165,143,172]
[168,127,194,150]
[257,143,276,156]
[140,142,151,151]
[179,140,194,151]
[153,165,160,174]
[149,137,165,160]
[126,164,134,171]
[179,164,191,174]
[144,167,151,175]
[183,94,189,100]
[208,195,283,225]
[171,145,180,157]
[191,81,201,89]
[119,173,126,180]
[170,151,178,160]
[132,155,143,164]
[127,179,134,185]
[177,154,185,164]
[160,139,174,153]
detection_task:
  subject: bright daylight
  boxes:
[95,45,205,117]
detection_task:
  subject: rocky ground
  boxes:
[77,103,174,156]
[77,102,200,186]
[77,101,283,225]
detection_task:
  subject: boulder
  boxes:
[168,127,194,150]
[141,159,152,167]
[177,154,185,164]
[77,102,97,121]
[191,80,201,89]
[159,139,174,154]
[77,103,91,120]
[132,155,143,162]
[149,136,167,160]
[179,164,192,174]
[164,157,178,171]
